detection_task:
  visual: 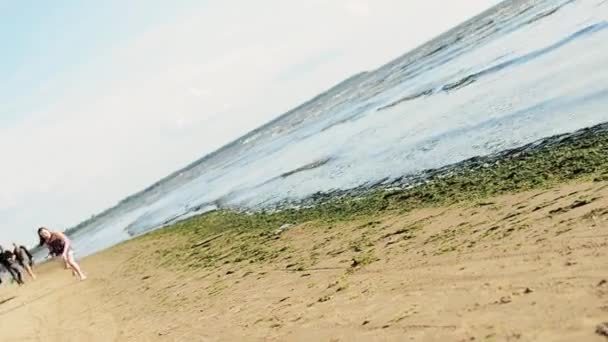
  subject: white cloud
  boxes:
[186,87,211,98]
[345,1,371,17]
[0,192,19,211]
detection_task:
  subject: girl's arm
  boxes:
[22,246,33,260]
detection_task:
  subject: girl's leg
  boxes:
[8,265,24,285]
[23,264,36,280]
[63,259,77,277]
[65,252,86,280]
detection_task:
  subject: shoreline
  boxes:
[264,121,608,211]
[139,120,608,258]
[66,121,608,245]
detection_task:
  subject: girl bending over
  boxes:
[37,227,86,281]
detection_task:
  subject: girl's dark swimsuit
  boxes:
[48,235,66,256]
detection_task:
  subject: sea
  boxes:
[65,0,608,258]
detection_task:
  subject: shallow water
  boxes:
[70,0,608,258]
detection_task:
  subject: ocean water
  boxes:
[69,0,608,258]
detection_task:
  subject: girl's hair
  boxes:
[38,227,48,247]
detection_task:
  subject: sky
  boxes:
[0,0,498,246]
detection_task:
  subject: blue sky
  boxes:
[1,0,199,123]
[0,0,497,246]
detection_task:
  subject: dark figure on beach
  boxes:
[12,243,36,280]
[0,247,24,285]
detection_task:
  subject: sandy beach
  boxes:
[4,1,608,341]
[1,178,608,341]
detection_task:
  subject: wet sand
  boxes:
[1,180,608,341]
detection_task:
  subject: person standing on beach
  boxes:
[12,243,36,280]
[37,227,87,281]
[0,246,24,285]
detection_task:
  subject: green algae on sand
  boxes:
[140,122,608,269]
